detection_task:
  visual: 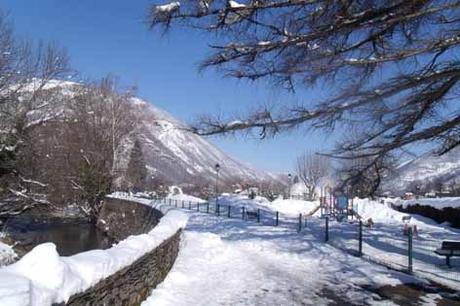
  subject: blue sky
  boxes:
[2,0,335,173]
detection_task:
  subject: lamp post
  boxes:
[215,163,220,206]
[288,173,292,199]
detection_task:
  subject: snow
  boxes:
[256,41,271,46]
[166,193,207,204]
[140,194,460,305]
[0,197,188,306]
[155,2,180,13]
[269,198,319,216]
[213,194,318,217]
[228,0,246,8]
[307,42,320,50]
[354,198,408,223]
[0,273,31,305]
[394,197,460,209]
[107,91,281,188]
[0,144,15,152]
[329,198,460,290]
[142,197,424,306]
[226,120,245,128]
[0,241,17,266]
[381,147,460,195]
[214,194,269,210]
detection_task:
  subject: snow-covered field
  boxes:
[142,195,460,305]
[325,199,460,290]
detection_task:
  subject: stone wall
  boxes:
[97,197,163,241]
[62,229,182,306]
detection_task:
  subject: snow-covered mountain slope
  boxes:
[381,147,460,194]
[14,80,280,187]
[117,97,279,186]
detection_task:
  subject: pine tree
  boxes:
[126,139,147,191]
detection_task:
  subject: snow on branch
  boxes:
[149,0,460,181]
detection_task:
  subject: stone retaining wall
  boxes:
[57,198,182,306]
[62,228,182,306]
[97,197,163,241]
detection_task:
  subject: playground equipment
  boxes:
[319,186,356,221]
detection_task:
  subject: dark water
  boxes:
[3,216,113,256]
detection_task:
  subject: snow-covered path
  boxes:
[142,210,421,306]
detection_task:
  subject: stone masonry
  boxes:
[63,229,182,306]
[52,198,182,306]
[97,197,163,241]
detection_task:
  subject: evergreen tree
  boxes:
[126,139,147,191]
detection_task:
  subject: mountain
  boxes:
[112,97,280,188]
[13,80,281,190]
[381,148,460,195]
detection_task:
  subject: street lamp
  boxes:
[215,163,220,206]
[288,173,292,199]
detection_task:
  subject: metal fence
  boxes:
[324,216,460,289]
[157,197,307,233]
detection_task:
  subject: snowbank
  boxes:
[269,199,319,216]
[209,194,319,217]
[353,198,446,229]
[0,209,188,306]
[0,241,17,266]
[166,193,206,204]
[214,194,270,211]
[395,197,460,209]
[354,198,407,223]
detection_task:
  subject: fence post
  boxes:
[182,200,184,209]
[197,202,200,212]
[227,205,231,218]
[358,220,363,257]
[189,200,192,210]
[298,213,302,232]
[242,207,245,220]
[325,216,329,242]
[217,204,220,216]
[408,227,413,273]
[257,208,260,223]
[169,198,171,206]
[206,202,209,213]
[275,211,279,226]
[175,200,177,208]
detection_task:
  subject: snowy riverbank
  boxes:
[0,198,188,306]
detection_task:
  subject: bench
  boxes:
[246,210,259,219]
[435,241,460,267]
[401,215,411,223]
